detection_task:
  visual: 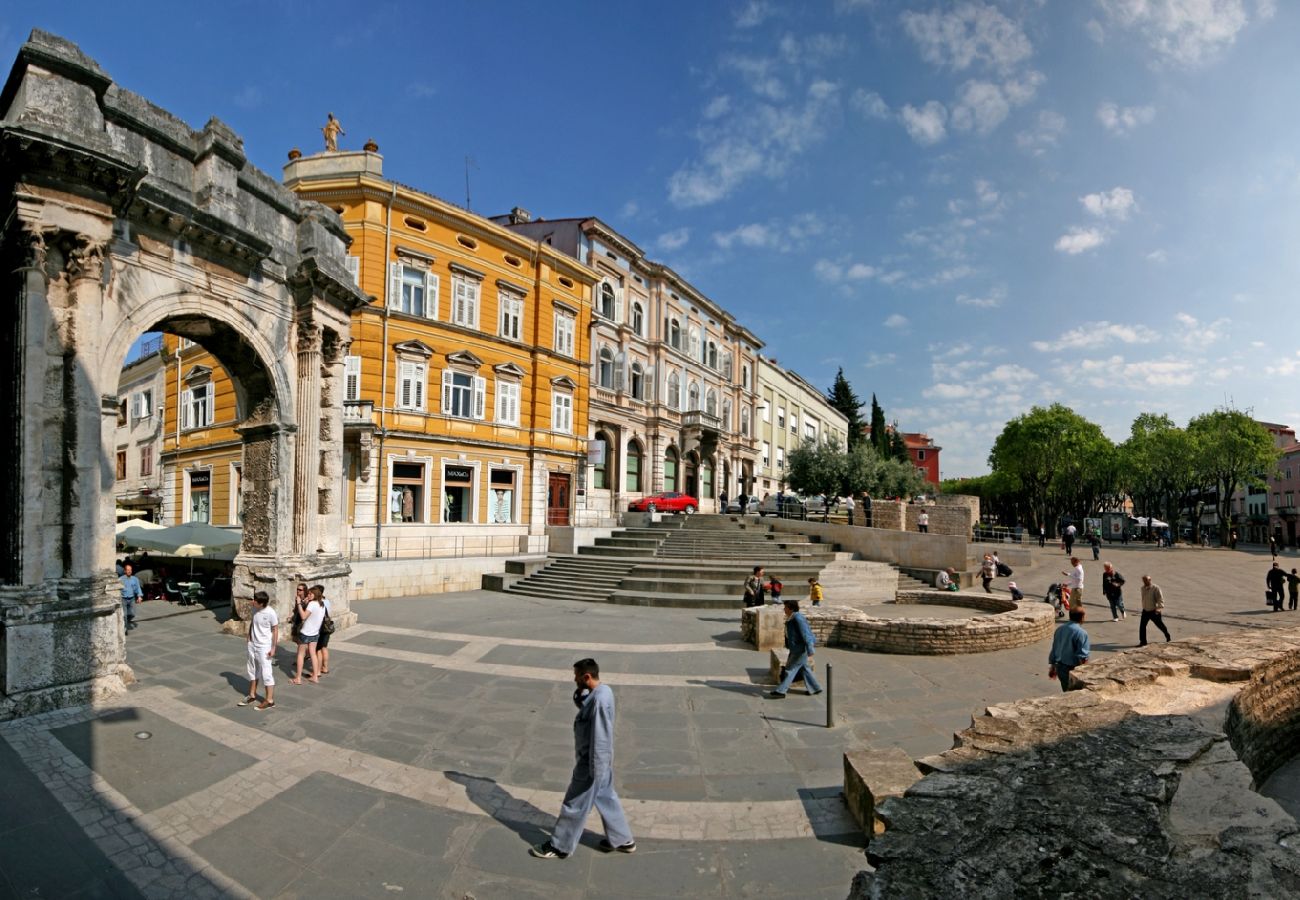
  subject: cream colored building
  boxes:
[112,338,169,522]
[754,356,849,496]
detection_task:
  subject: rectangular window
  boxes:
[397,362,427,411]
[139,445,153,477]
[918,449,926,460]
[496,381,521,426]
[115,451,127,481]
[188,470,210,523]
[345,255,360,286]
[777,407,786,429]
[117,399,127,426]
[499,292,523,340]
[344,355,362,401]
[182,383,213,430]
[442,371,486,419]
[489,468,516,524]
[762,442,771,467]
[554,311,576,356]
[805,422,817,441]
[625,450,642,493]
[130,389,153,419]
[760,403,770,423]
[391,461,425,523]
[452,276,481,328]
[789,413,798,434]
[443,464,474,523]
[388,263,439,318]
[1287,491,1294,508]
[777,447,785,470]
[552,392,573,434]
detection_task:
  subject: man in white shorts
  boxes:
[239,590,278,711]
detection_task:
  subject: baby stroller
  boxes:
[1044,583,1069,618]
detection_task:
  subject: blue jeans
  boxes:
[1056,664,1076,691]
[776,651,822,694]
[550,766,633,854]
[121,596,137,631]
[1106,593,1125,619]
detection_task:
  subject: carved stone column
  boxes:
[293,320,322,555]
[316,330,346,556]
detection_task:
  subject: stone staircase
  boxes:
[497,514,853,608]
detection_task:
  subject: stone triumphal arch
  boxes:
[0,31,367,718]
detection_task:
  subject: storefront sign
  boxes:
[445,466,472,482]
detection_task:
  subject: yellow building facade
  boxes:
[285,148,597,557]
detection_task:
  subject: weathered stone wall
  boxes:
[870,501,905,531]
[741,591,1054,655]
[765,517,968,571]
[854,627,1300,899]
[904,501,974,537]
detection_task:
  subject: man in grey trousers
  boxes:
[531,658,636,859]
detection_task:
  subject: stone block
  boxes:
[843,748,922,838]
[753,605,785,651]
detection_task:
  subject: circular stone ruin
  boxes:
[742,589,1056,655]
[851,626,1300,898]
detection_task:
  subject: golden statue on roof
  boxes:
[322,112,345,152]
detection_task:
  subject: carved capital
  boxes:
[67,235,107,282]
[295,320,322,355]
[17,224,50,274]
[320,329,348,368]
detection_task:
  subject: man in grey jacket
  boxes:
[768,600,823,698]
[531,659,636,859]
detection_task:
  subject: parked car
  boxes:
[757,493,826,519]
[725,497,759,515]
[628,492,698,514]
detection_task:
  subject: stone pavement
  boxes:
[2,542,1299,898]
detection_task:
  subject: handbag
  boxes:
[322,613,336,635]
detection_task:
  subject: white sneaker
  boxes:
[1112,617,1119,622]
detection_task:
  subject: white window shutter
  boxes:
[441,369,453,413]
[388,262,401,309]
[473,376,486,420]
[614,352,625,393]
[426,273,440,319]
[346,255,361,286]
[615,287,623,323]
[345,356,361,400]
[181,391,191,429]
[204,384,214,425]
[414,364,426,410]
[398,362,413,408]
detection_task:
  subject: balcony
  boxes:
[343,399,374,425]
[681,410,721,431]
[1278,506,1298,518]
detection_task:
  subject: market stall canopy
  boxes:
[1132,516,1169,528]
[116,520,167,537]
[121,522,242,559]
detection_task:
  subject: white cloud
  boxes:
[813,258,878,283]
[1267,351,1300,377]
[1031,321,1158,352]
[884,313,909,329]
[779,33,847,66]
[1086,18,1106,42]
[1055,227,1108,254]
[233,85,264,109]
[1063,355,1199,389]
[851,88,891,120]
[949,80,1011,134]
[956,284,1006,308]
[619,200,640,219]
[1097,0,1258,67]
[1146,249,1168,263]
[735,0,777,28]
[655,228,690,251]
[901,2,1033,72]
[1174,311,1229,344]
[974,179,999,207]
[864,351,897,368]
[900,101,949,145]
[713,223,777,249]
[1017,110,1065,155]
[1097,101,1155,134]
[703,95,731,120]
[1081,186,1137,220]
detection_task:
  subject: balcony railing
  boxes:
[681,410,721,430]
[343,399,374,425]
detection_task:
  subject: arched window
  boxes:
[688,382,700,411]
[630,362,644,400]
[663,446,679,492]
[742,365,750,389]
[592,430,611,490]
[723,354,733,380]
[667,371,680,410]
[631,302,644,335]
[668,318,682,350]
[625,440,643,492]
[705,388,718,417]
[740,407,751,436]
[598,347,614,388]
[722,398,733,429]
[689,327,701,360]
[707,341,717,370]
[599,282,616,319]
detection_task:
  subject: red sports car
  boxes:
[628,492,698,514]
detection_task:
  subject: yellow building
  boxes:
[283,147,598,557]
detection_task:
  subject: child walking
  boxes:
[808,576,823,607]
[238,590,278,711]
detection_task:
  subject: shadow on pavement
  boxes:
[445,770,551,846]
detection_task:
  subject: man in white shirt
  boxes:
[239,590,279,711]
[1061,557,1085,609]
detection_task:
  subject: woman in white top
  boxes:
[313,585,333,675]
[291,583,325,684]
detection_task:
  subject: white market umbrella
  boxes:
[116,508,148,520]
[124,522,241,558]
[116,519,167,537]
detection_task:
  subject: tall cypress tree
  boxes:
[869,394,888,455]
[826,368,866,448]
[889,424,909,462]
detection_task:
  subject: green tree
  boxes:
[786,439,847,520]
[1119,413,1204,544]
[826,368,866,449]
[888,424,909,462]
[1188,409,1281,546]
[869,394,888,456]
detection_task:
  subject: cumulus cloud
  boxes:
[1097,0,1263,67]
[1017,110,1066,155]
[1174,311,1230,345]
[1267,351,1300,377]
[900,101,948,145]
[956,284,1007,308]
[703,96,732,119]
[884,313,910,329]
[1031,321,1158,352]
[901,2,1033,72]
[655,228,690,251]
[814,258,879,283]
[1063,354,1200,389]
[1147,249,1168,263]
[1054,227,1108,255]
[863,351,897,368]
[1081,186,1137,220]
[1097,101,1155,134]
[735,0,777,28]
[713,223,777,249]
[851,88,891,119]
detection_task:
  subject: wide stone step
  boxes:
[604,590,746,609]
[522,573,624,588]
[617,577,757,596]
[578,545,661,558]
[506,584,608,603]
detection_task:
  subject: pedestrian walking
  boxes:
[312,584,333,675]
[1267,562,1286,612]
[1270,535,1279,560]
[743,566,765,607]
[807,576,823,607]
[1101,562,1127,622]
[1138,575,1172,645]
[1063,523,1076,555]
[291,583,324,684]
[1287,568,1300,611]
[767,576,784,604]
[719,489,729,513]
[119,563,143,634]
[1089,530,1101,561]
[844,494,855,525]
[1061,557,1085,608]
[979,553,995,593]
[1048,608,1090,692]
[767,600,822,699]
[1038,525,1046,548]
[238,590,278,711]
[530,659,635,859]
[918,510,929,533]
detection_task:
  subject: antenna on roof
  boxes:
[464,155,478,210]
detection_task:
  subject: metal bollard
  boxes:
[825,662,834,728]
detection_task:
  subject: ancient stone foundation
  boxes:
[741,590,1054,655]
[852,627,1300,899]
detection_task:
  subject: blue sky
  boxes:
[5,1,1297,476]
